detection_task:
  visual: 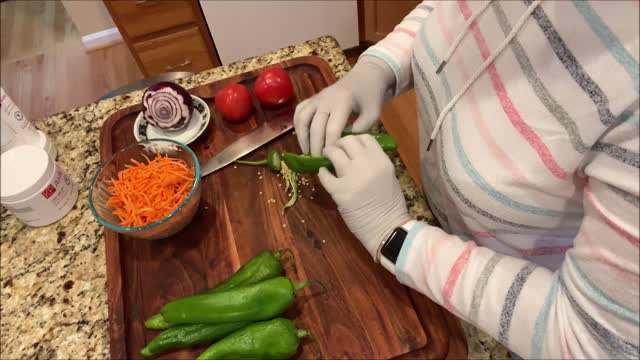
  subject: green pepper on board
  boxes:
[144,314,173,330]
[209,249,291,293]
[140,321,250,358]
[236,149,282,172]
[196,318,309,360]
[144,249,292,330]
[161,277,308,325]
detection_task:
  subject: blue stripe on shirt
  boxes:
[572,0,639,94]
[531,272,560,358]
[568,253,640,324]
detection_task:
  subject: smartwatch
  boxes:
[377,220,417,271]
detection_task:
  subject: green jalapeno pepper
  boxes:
[209,249,291,293]
[140,321,250,358]
[281,133,398,173]
[280,153,333,174]
[160,277,307,324]
[196,318,309,360]
[236,133,397,174]
[145,249,292,330]
[342,132,398,152]
[236,150,281,172]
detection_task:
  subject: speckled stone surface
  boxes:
[0,36,506,359]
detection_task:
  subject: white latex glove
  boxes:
[294,56,395,156]
[318,134,412,259]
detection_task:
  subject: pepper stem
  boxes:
[293,279,326,295]
[307,279,328,296]
[275,248,297,273]
[296,329,310,338]
[274,248,294,261]
[293,281,309,293]
[236,159,267,166]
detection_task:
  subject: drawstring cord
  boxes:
[436,0,494,74]
[427,0,544,152]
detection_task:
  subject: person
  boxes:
[293,1,639,358]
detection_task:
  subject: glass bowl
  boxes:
[89,139,201,240]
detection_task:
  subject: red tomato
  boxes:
[215,84,253,122]
[254,67,294,106]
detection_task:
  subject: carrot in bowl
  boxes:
[106,152,195,227]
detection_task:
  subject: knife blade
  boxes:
[201,120,293,176]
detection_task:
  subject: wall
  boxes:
[200,1,359,64]
[60,1,115,36]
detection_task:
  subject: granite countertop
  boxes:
[0,36,506,359]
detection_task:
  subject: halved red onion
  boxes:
[142,82,194,131]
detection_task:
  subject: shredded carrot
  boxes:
[106,152,195,227]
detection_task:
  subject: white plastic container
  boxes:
[1,87,57,158]
[1,145,78,227]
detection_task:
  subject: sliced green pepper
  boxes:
[144,249,292,330]
[196,318,309,360]
[281,163,298,214]
[140,322,250,358]
[343,132,398,152]
[281,153,333,174]
[236,150,281,172]
[236,133,396,174]
[160,277,308,325]
[281,133,398,174]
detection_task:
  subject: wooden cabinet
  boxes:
[134,26,213,74]
[360,0,421,43]
[381,90,422,190]
[104,0,220,76]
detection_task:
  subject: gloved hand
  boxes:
[294,56,396,156]
[318,134,412,259]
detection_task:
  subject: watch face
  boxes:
[381,227,408,264]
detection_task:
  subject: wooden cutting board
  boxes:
[100,56,428,359]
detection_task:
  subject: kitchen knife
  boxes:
[200,120,293,176]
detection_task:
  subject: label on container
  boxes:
[1,87,37,137]
[3,165,78,227]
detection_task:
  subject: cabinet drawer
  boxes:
[105,0,197,39]
[133,26,213,76]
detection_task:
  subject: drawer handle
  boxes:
[135,0,149,4]
[166,59,192,71]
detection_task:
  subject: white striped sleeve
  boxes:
[361,1,435,95]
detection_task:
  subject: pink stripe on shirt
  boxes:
[442,241,476,310]
[394,26,417,38]
[434,6,531,187]
[458,0,573,181]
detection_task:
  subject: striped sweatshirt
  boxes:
[362,1,639,358]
